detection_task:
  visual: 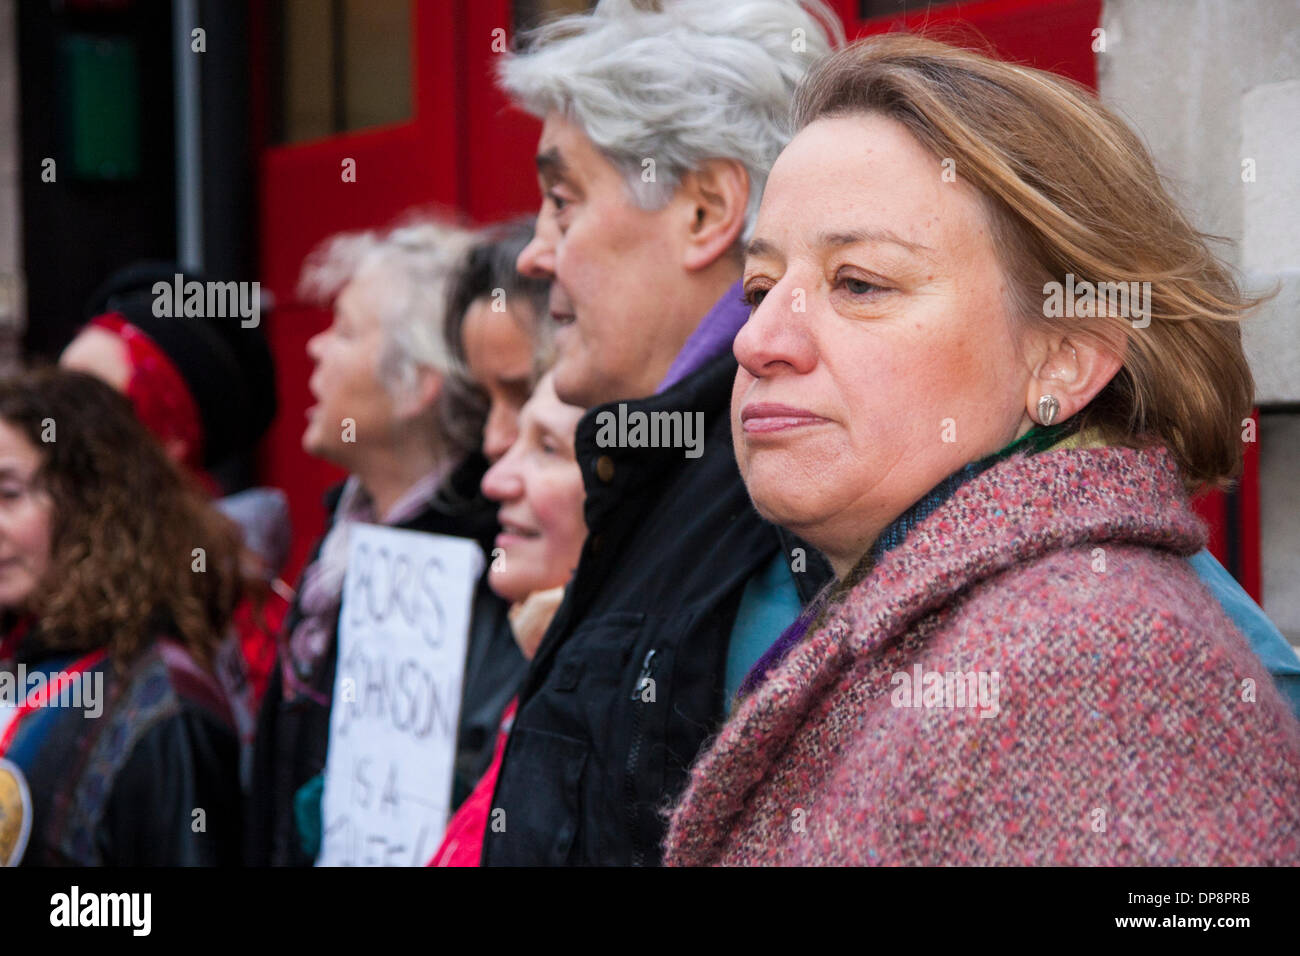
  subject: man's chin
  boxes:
[551,357,598,410]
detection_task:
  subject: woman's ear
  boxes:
[395,366,443,420]
[678,158,749,273]
[1024,334,1123,425]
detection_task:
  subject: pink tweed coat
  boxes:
[664,445,1300,865]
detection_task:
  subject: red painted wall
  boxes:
[832,0,1100,85]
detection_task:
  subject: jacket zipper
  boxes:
[625,648,657,866]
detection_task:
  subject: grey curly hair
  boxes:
[297,215,480,462]
[498,0,843,241]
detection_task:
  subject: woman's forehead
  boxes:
[751,118,992,269]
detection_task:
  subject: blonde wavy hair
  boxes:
[793,34,1260,490]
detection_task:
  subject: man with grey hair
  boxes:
[482,0,841,866]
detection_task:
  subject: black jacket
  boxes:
[3,625,242,866]
[246,455,527,865]
[482,353,831,866]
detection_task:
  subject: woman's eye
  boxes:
[842,277,880,296]
[742,286,769,309]
[546,190,568,212]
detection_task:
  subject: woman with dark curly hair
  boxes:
[0,368,245,866]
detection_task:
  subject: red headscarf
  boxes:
[88,314,215,492]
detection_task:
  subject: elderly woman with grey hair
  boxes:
[247,217,528,866]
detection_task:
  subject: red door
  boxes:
[254,0,543,578]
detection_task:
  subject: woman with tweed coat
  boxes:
[664,35,1300,866]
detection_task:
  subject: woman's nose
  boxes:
[481,450,524,504]
[306,329,326,360]
[733,281,818,379]
[483,405,519,465]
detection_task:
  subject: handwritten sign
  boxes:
[316,524,484,867]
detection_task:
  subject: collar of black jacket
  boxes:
[575,351,737,533]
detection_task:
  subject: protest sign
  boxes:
[316,524,484,867]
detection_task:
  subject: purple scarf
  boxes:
[657,281,748,392]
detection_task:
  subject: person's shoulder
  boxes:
[948,542,1278,703]
[970,540,1215,631]
[106,643,240,799]
[111,638,240,737]
[101,667,242,864]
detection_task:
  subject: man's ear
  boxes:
[396,366,443,420]
[1024,333,1123,425]
[677,158,749,273]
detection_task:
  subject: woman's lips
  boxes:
[495,518,541,550]
[739,402,829,434]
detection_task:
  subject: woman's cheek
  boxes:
[20,498,53,582]
[539,473,587,565]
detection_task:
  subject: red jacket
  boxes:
[428,699,517,867]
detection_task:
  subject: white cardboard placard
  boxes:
[316,524,484,867]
